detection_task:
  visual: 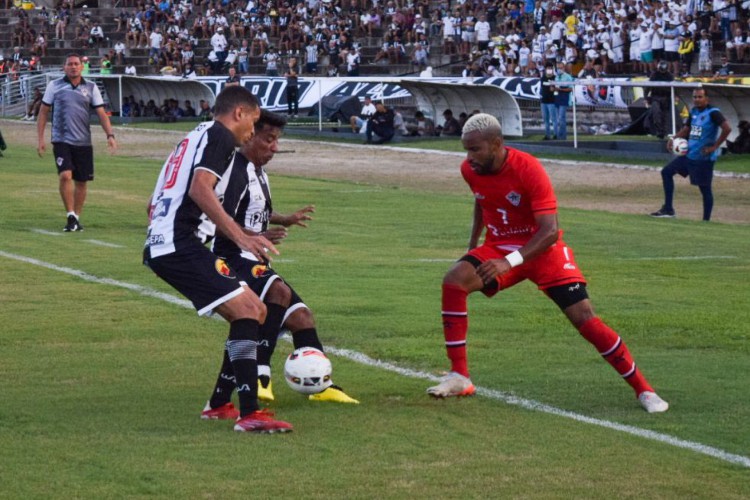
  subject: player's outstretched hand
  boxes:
[262,226,288,244]
[237,232,279,261]
[476,258,511,285]
[280,205,315,227]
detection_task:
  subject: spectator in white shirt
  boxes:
[475,14,491,51]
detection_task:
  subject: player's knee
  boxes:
[443,256,480,288]
[286,306,314,331]
[265,280,292,307]
[546,282,589,315]
[235,289,267,322]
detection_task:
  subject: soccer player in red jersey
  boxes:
[427,113,669,413]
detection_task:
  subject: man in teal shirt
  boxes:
[554,61,574,140]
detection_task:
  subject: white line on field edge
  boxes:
[621,255,737,261]
[30,228,63,237]
[85,239,126,248]
[1,249,748,469]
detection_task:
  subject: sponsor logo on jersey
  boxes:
[152,198,172,219]
[251,264,268,278]
[215,258,234,278]
[564,263,577,270]
[146,233,165,246]
[506,191,522,206]
[473,192,485,199]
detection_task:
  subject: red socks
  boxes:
[578,317,653,395]
[442,284,470,378]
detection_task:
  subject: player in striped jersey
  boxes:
[211,109,358,404]
[144,86,293,433]
[427,114,669,413]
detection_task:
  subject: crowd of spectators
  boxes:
[2,0,750,80]
[118,93,212,121]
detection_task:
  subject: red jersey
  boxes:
[461,147,558,247]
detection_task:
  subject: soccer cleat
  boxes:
[200,401,240,420]
[63,214,82,232]
[649,207,676,218]
[258,376,275,402]
[638,391,669,413]
[309,385,359,404]
[233,409,293,433]
[426,372,476,398]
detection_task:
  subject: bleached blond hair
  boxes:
[461,113,502,138]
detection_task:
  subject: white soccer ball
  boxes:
[671,137,688,156]
[284,347,333,395]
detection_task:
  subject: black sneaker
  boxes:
[63,214,82,232]
[649,207,676,218]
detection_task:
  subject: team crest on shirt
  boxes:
[506,191,522,206]
[215,258,235,278]
[250,264,268,278]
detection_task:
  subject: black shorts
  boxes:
[663,156,715,186]
[664,51,679,62]
[53,143,94,182]
[228,256,283,299]
[228,255,308,319]
[144,244,245,316]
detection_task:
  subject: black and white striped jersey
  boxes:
[145,120,238,258]
[212,151,272,262]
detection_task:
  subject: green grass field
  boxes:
[1,142,749,499]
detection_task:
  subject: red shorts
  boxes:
[467,240,587,297]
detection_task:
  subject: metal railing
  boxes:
[0,73,48,118]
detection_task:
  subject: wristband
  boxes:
[107,134,115,139]
[505,250,524,268]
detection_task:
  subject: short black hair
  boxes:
[256,109,287,132]
[213,86,259,116]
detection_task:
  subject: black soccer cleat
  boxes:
[63,214,83,232]
[649,207,675,218]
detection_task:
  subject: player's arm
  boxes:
[702,115,732,155]
[189,169,278,259]
[468,199,483,250]
[475,213,558,285]
[36,102,51,156]
[270,205,315,227]
[95,105,118,153]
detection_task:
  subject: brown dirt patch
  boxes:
[9,120,749,224]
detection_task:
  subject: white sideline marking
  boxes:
[0,250,192,310]
[1,248,748,469]
[283,139,750,179]
[622,255,737,261]
[412,258,457,263]
[337,189,383,193]
[31,229,63,237]
[85,239,126,248]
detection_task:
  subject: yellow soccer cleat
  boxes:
[309,385,360,404]
[258,378,275,402]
